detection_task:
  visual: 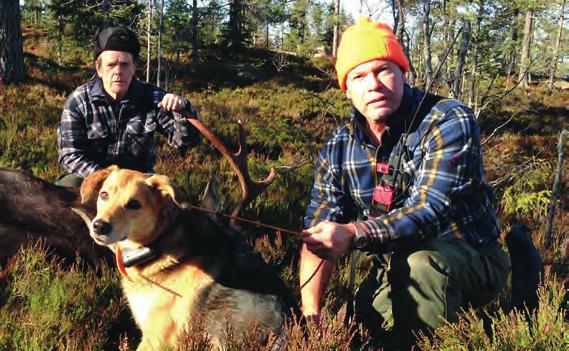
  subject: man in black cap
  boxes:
[56,26,201,187]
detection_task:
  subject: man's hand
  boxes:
[302,221,356,261]
[158,93,185,112]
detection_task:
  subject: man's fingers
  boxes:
[303,233,324,246]
[158,94,182,111]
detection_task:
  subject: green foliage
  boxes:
[0,243,127,351]
[501,159,553,220]
[0,82,64,179]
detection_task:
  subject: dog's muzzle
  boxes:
[92,218,112,236]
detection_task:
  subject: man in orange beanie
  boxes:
[300,17,508,349]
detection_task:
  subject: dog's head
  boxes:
[80,166,190,248]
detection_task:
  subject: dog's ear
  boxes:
[80,165,118,205]
[145,174,191,209]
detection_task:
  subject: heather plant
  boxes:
[0,242,130,351]
[417,275,568,351]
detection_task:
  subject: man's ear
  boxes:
[95,58,102,77]
[80,165,118,205]
[146,174,191,209]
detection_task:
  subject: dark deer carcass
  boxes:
[0,168,112,264]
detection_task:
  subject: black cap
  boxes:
[93,26,140,62]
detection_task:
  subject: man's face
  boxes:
[96,50,135,101]
[345,59,405,124]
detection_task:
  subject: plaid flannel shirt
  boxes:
[304,85,500,252]
[58,77,201,178]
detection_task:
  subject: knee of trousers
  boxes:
[389,250,454,327]
[391,250,451,285]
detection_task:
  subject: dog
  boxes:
[80,165,297,350]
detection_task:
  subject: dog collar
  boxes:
[122,246,158,268]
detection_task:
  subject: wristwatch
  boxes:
[352,223,370,251]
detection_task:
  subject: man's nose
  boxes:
[366,73,382,90]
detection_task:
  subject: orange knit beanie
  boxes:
[335,17,409,91]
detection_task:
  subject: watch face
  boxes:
[354,232,368,250]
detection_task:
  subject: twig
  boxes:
[481,114,515,145]
[544,130,568,250]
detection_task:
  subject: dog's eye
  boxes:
[125,199,142,210]
[99,191,109,201]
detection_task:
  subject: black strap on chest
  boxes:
[370,93,443,217]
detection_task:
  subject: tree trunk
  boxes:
[468,0,485,108]
[440,0,452,92]
[404,30,416,86]
[391,0,398,35]
[544,130,568,249]
[102,0,111,24]
[332,0,340,56]
[265,21,269,49]
[422,0,433,88]
[394,0,405,43]
[146,0,152,83]
[452,19,471,100]
[156,0,164,88]
[0,0,26,85]
[547,0,565,95]
[505,7,519,89]
[56,15,64,65]
[192,0,200,65]
[394,0,415,85]
[229,0,242,51]
[518,9,534,90]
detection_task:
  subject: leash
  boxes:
[188,204,303,237]
[188,204,324,291]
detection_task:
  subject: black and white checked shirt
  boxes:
[58,77,200,178]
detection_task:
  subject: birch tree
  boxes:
[546,0,566,95]
[156,0,164,87]
[146,0,153,82]
[468,0,485,107]
[332,0,340,56]
[452,19,471,99]
[422,0,433,87]
[518,8,534,89]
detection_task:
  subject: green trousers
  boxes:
[354,238,509,350]
[54,174,83,188]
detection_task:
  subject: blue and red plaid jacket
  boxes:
[58,77,200,178]
[304,85,500,252]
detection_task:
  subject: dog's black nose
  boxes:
[92,219,112,236]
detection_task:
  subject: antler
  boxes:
[185,116,276,221]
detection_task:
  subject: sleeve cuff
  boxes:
[359,218,393,253]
